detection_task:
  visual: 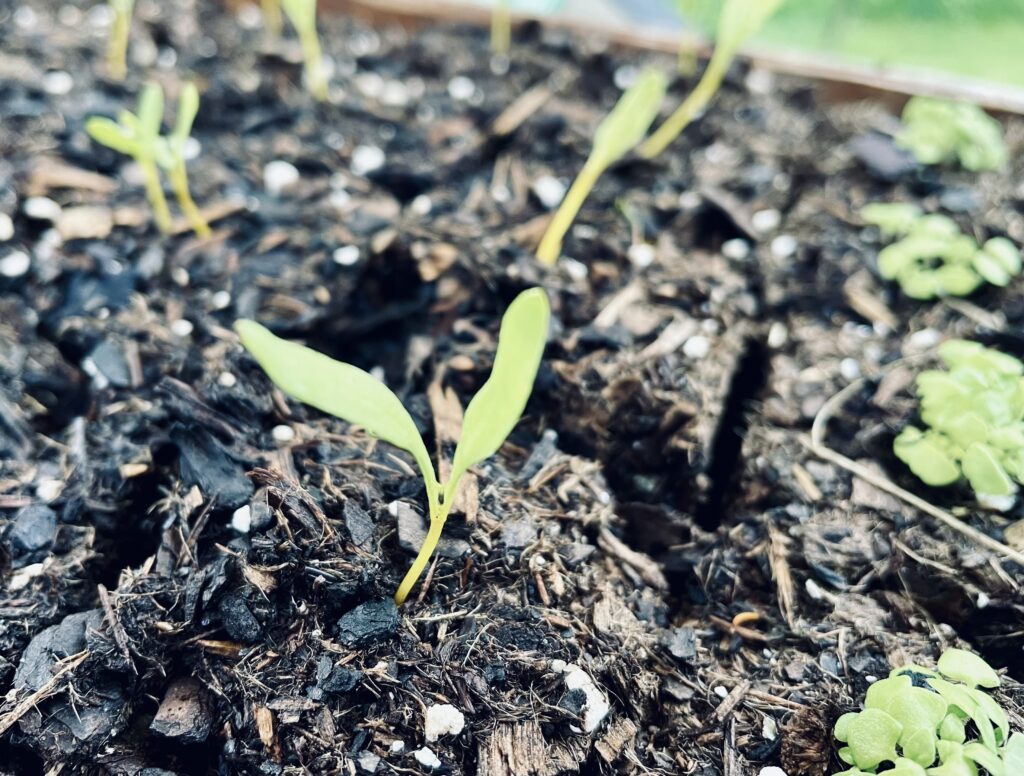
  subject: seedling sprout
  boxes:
[673,0,700,76]
[491,0,511,57]
[862,204,1021,299]
[235,288,550,604]
[638,0,783,159]
[281,0,328,101]
[898,97,1007,172]
[894,340,1024,510]
[536,68,667,266]
[157,83,211,238]
[831,648,1021,775]
[86,83,173,234]
[106,0,135,81]
[262,0,283,38]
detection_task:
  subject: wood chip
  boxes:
[597,527,669,590]
[254,705,281,762]
[57,205,114,240]
[28,158,116,195]
[595,717,638,764]
[478,721,556,776]
[491,84,553,137]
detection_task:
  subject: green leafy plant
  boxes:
[86,83,210,237]
[106,0,135,81]
[235,288,550,604]
[832,648,1021,775]
[638,0,783,159]
[86,84,172,234]
[862,204,1021,299]
[536,68,667,266]
[897,97,1007,172]
[491,0,511,56]
[894,340,1024,508]
[281,0,328,101]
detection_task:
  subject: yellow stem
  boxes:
[491,0,511,56]
[298,27,327,101]
[141,159,172,234]
[170,163,211,238]
[107,8,130,81]
[638,54,727,159]
[394,498,451,606]
[262,0,282,38]
[536,162,603,266]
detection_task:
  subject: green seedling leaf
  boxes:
[861,202,921,238]
[173,82,200,146]
[898,97,1007,171]
[929,677,997,753]
[983,237,1022,275]
[590,68,668,170]
[961,443,1015,498]
[910,214,960,240]
[835,712,859,743]
[281,0,316,30]
[970,689,1009,745]
[934,264,983,297]
[136,83,164,146]
[942,412,991,449]
[938,649,1001,689]
[85,117,138,156]
[943,235,979,265]
[940,713,967,743]
[973,249,1013,287]
[448,288,550,493]
[894,427,961,487]
[928,740,980,776]
[715,0,785,60]
[866,675,946,766]
[834,769,872,776]
[888,759,928,776]
[281,0,327,100]
[940,340,1023,377]
[846,708,903,770]
[962,742,1005,776]
[1003,733,1024,772]
[234,320,437,493]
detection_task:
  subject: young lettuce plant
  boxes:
[106,0,135,81]
[894,340,1024,511]
[235,288,550,605]
[86,83,172,234]
[638,0,783,159]
[281,0,328,101]
[831,648,1023,776]
[536,68,667,266]
[898,97,1007,172]
[156,83,211,238]
[862,205,1022,299]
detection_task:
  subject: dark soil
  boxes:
[2,1,1024,774]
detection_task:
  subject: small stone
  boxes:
[501,517,538,550]
[424,704,465,742]
[410,194,432,216]
[271,424,295,443]
[770,234,797,259]
[333,245,361,266]
[722,238,750,260]
[555,663,609,733]
[390,740,405,754]
[678,191,702,211]
[850,133,918,181]
[218,371,237,388]
[320,666,363,694]
[839,358,861,380]
[714,685,729,699]
[170,319,193,337]
[758,768,788,776]
[151,678,213,744]
[0,212,13,241]
[563,258,588,281]
[908,328,941,350]
[211,290,231,310]
[351,145,385,176]
[683,335,710,359]
[532,176,566,210]
[0,250,31,278]
[977,592,991,609]
[344,501,375,547]
[762,716,778,741]
[666,627,696,661]
[336,599,400,648]
[43,70,74,95]
[396,502,470,558]
[613,64,639,90]
[357,752,380,773]
[751,208,781,233]
[627,243,655,268]
[231,505,251,533]
[23,196,62,221]
[263,160,300,195]
[8,504,58,555]
[767,322,788,349]
[447,75,475,101]
[218,593,262,642]
[413,747,442,769]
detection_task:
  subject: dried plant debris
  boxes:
[1,1,1024,774]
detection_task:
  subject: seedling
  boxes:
[491,0,511,57]
[156,84,211,238]
[86,83,210,237]
[86,83,172,234]
[281,0,328,101]
[862,204,1021,300]
[536,68,667,266]
[106,0,135,81]
[638,0,783,159]
[262,0,283,38]
[235,288,550,604]
[831,648,1019,775]
[894,340,1024,509]
[898,97,1007,172]
[673,0,700,75]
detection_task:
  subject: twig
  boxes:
[0,650,89,736]
[98,584,135,673]
[807,379,1024,567]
